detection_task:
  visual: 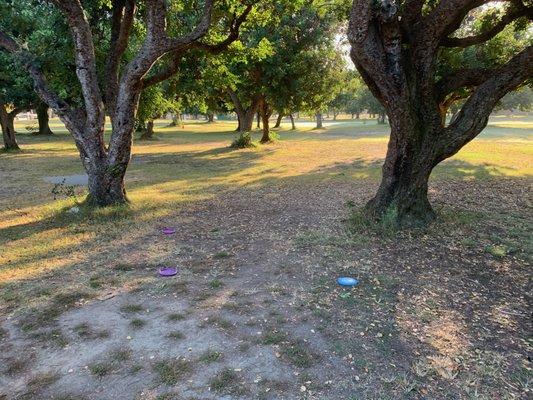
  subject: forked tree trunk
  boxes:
[36,103,54,135]
[0,104,20,150]
[228,89,259,132]
[274,113,283,128]
[289,114,295,130]
[315,113,323,129]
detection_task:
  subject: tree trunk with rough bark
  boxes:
[0,103,19,150]
[36,102,54,135]
[274,113,283,128]
[315,112,323,129]
[348,0,532,227]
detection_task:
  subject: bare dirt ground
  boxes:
[0,119,532,399]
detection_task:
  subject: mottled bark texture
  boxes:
[0,102,20,150]
[0,0,252,206]
[36,102,54,135]
[348,0,532,227]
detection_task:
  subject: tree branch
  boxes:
[441,5,532,47]
[141,3,254,89]
[434,67,492,103]
[441,45,533,157]
[105,0,136,115]
[50,0,105,130]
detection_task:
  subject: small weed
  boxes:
[89,362,113,377]
[213,251,231,259]
[167,312,186,322]
[485,244,508,258]
[209,368,247,395]
[130,318,146,329]
[199,348,224,363]
[167,330,185,340]
[280,340,317,368]
[109,348,132,362]
[209,279,223,289]
[120,304,144,313]
[261,330,287,345]
[230,133,255,149]
[28,371,60,388]
[153,358,192,385]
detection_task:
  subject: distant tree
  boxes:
[499,86,532,111]
[348,0,532,226]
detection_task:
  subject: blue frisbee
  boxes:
[337,277,359,287]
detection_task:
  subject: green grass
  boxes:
[153,358,192,385]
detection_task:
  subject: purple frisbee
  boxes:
[159,267,177,277]
[162,227,176,235]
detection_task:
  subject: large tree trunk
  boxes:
[274,113,283,128]
[0,104,20,151]
[36,103,54,135]
[139,120,154,139]
[259,98,273,143]
[289,114,296,130]
[365,123,437,227]
[315,112,323,129]
[86,166,128,206]
[207,111,215,123]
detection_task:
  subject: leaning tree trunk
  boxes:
[0,105,20,150]
[140,120,154,139]
[274,113,283,128]
[36,103,54,135]
[289,114,296,130]
[315,113,323,129]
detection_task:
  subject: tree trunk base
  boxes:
[364,192,436,228]
[85,172,128,207]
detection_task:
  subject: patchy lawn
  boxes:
[0,116,531,399]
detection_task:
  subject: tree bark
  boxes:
[0,103,20,150]
[259,97,273,143]
[86,166,128,206]
[36,102,54,135]
[315,112,323,129]
[274,113,283,128]
[289,114,296,130]
[140,120,154,139]
[365,119,437,227]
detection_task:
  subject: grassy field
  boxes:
[0,115,531,399]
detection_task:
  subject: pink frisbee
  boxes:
[159,267,177,277]
[162,227,176,235]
